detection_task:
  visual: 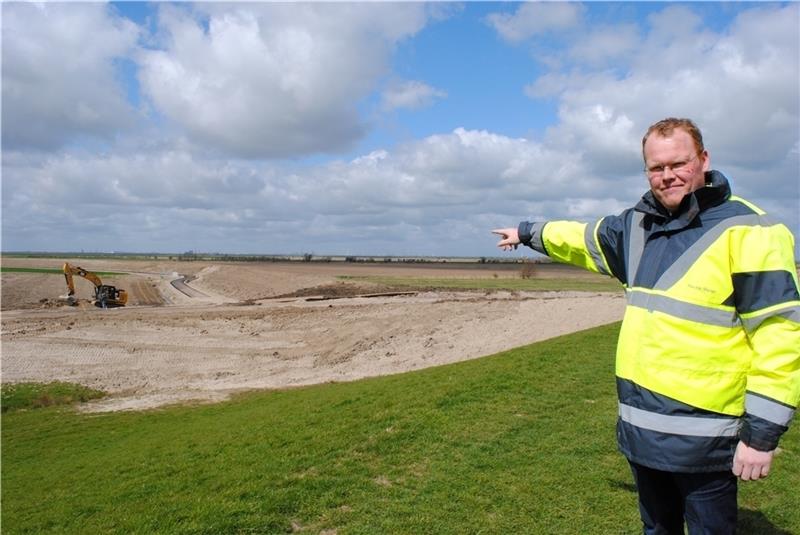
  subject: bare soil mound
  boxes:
[274,282,397,299]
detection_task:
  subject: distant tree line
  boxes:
[4,251,552,265]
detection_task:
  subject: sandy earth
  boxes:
[1,257,625,412]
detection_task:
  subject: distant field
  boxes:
[1,251,531,265]
[1,267,63,274]
[1,267,124,276]
[2,323,797,534]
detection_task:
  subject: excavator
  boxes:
[60,263,128,308]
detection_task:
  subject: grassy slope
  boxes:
[2,324,798,534]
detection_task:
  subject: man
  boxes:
[493,118,800,534]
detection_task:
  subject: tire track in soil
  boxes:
[129,280,165,306]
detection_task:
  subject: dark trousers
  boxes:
[629,462,738,535]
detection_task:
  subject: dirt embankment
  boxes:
[1,258,625,412]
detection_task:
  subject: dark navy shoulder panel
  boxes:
[597,209,633,285]
[716,196,760,218]
[633,198,757,288]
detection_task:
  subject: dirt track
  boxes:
[1,258,625,412]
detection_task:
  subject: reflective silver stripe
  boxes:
[746,393,796,427]
[530,222,548,255]
[584,219,610,276]
[619,403,741,437]
[741,305,800,333]
[654,214,770,290]
[627,212,645,288]
[626,290,740,327]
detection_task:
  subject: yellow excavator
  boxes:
[61,263,128,308]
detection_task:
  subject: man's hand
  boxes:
[732,441,774,481]
[492,228,520,251]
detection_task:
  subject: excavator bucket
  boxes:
[58,293,78,306]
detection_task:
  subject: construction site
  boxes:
[1,256,625,412]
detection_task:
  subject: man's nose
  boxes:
[662,165,678,180]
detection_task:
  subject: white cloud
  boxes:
[518,3,799,204]
[381,80,447,111]
[2,3,797,257]
[1,2,140,150]
[487,3,585,44]
[0,125,621,255]
[567,24,639,66]
[136,3,432,159]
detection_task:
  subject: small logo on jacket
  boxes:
[688,284,715,294]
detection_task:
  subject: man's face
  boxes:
[643,129,709,213]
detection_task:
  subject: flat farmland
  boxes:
[1,257,625,412]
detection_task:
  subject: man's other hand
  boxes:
[732,441,774,481]
[492,228,520,251]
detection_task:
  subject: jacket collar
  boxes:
[635,170,731,231]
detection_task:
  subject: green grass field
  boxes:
[2,324,797,534]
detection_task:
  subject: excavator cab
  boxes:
[61,263,128,308]
[94,284,128,308]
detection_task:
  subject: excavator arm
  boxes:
[63,263,102,296]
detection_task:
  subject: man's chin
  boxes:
[657,192,685,212]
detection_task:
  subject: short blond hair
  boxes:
[642,118,705,160]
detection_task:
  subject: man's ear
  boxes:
[700,150,710,172]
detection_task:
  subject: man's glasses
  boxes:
[645,154,699,178]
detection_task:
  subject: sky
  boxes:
[2,1,799,258]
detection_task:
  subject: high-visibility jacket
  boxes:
[518,171,800,472]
